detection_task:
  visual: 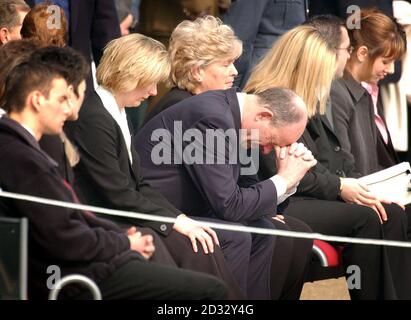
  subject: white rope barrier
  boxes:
[1,189,411,249]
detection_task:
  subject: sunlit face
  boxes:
[363,55,395,84]
[38,78,71,135]
[335,27,351,78]
[195,57,238,94]
[116,83,157,108]
[67,80,87,121]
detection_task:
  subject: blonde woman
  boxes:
[245,21,411,299]
[65,33,243,299]
[143,15,242,124]
[245,25,336,117]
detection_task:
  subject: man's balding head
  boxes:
[242,88,308,154]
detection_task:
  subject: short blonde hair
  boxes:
[169,15,242,92]
[244,25,337,117]
[97,33,170,93]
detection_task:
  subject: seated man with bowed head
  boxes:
[0,47,227,300]
[135,87,316,299]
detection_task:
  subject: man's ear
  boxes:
[356,45,368,63]
[0,27,10,44]
[255,109,273,122]
[28,91,45,113]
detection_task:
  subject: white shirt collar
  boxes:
[0,108,5,118]
[236,92,245,121]
[21,124,36,139]
[95,86,133,164]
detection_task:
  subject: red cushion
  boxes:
[313,240,343,267]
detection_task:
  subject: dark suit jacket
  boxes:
[143,87,193,125]
[297,113,362,199]
[0,116,140,299]
[134,88,278,222]
[331,73,398,175]
[65,92,183,235]
[222,0,307,88]
[39,134,75,185]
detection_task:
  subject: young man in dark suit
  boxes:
[0,47,227,300]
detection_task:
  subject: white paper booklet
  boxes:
[358,162,411,205]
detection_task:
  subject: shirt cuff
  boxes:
[270,175,298,204]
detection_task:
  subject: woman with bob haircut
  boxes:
[20,2,68,48]
[143,15,242,123]
[65,33,243,299]
[244,23,411,299]
[331,8,407,176]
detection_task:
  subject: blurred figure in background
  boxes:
[222,0,308,89]
[0,0,30,45]
[21,2,67,46]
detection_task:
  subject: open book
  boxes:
[358,162,411,205]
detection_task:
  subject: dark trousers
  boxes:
[207,216,312,300]
[76,259,227,300]
[140,227,244,300]
[285,198,411,299]
[270,216,313,300]
[244,218,277,299]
